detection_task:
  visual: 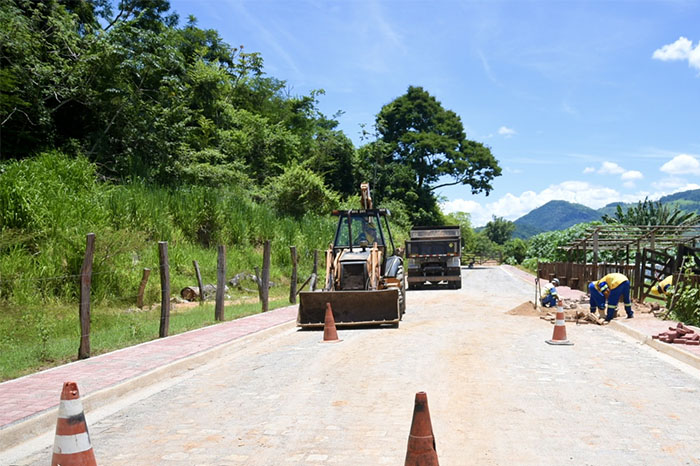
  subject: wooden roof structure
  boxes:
[560,224,700,253]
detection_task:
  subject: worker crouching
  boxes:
[589,273,633,323]
[541,278,560,307]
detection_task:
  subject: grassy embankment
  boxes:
[0,152,358,381]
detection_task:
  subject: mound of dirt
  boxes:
[506,301,541,316]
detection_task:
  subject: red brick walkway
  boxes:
[0,305,297,430]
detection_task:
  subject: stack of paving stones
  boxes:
[652,322,700,346]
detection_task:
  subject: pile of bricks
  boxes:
[652,323,700,346]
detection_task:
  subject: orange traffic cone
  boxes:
[51,381,97,466]
[404,392,439,466]
[323,302,341,343]
[545,300,573,346]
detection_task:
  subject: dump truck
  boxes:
[297,183,406,328]
[405,226,462,289]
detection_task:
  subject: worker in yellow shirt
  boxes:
[650,275,673,298]
[588,272,633,323]
[540,278,560,307]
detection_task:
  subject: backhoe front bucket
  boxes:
[297,289,400,328]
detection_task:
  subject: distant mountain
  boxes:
[658,188,700,214]
[509,188,700,239]
[512,200,601,239]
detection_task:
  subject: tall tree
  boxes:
[484,215,515,245]
[365,86,500,224]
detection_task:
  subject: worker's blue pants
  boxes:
[541,294,557,307]
[589,282,605,313]
[606,280,633,321]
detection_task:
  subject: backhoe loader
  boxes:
[297,183,406,328]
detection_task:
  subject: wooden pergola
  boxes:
[537,224,700,295]
[560,224,700,264]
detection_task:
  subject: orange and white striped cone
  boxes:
[404,392,439,466]
[51,381,97,466]
[322,302,341,343]
[545,300,573,346]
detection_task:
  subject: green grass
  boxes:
[0,294,291,382]
[0,152,410,380]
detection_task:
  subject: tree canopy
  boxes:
[483,216,515,245]
[361,86,501,224]
[1,2,500,228]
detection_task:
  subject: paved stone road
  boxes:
[9,266,700,465]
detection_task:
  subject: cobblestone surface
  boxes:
[8,266,700,465]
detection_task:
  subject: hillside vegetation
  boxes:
[512,190,700,239]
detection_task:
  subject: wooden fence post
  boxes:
[289,246,297,304]
[215,245,226,321]
[158,241,170,338]
[261,240,271,312]
[136,268,151,309]
[78,233,95,360]
[193,260,204,303]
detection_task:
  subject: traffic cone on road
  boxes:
[546,300,573,346]
[51,381,97,466]
[404,391,439,466]
[323,302,341,342]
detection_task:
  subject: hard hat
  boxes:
[552,278,560,286]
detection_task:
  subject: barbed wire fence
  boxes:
[0,234,324,370]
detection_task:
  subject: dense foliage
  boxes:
[483,216,515,245]
[1,0,502,309]
[670,258,699,327]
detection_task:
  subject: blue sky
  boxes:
[168,0,700,226]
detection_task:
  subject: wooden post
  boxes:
[261,240,271,312]
[193,260,204,303]
[289,246,297,304]
[158,241,170,338]
[311,249,319,291]
[582,241,588,286]
[215,245,226,321]
[136,268,151,309]
[592,230,599,280]
[78,233,95,360]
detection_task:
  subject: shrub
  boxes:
[670,258,700,327]
[265,163,339,217]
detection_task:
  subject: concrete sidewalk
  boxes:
[0,305,298,450]
[501,264,700,369]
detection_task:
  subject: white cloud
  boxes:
[441,181,646,227]
[498,126,516,137]
[599,161,626,175]
[621,170,643,181]
[660,153,700,175]
[583,166,595,174]
[652,177,700,192]
[652,36,700,71]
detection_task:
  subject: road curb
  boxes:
[609,320,700,371]
[0,316,296,453]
